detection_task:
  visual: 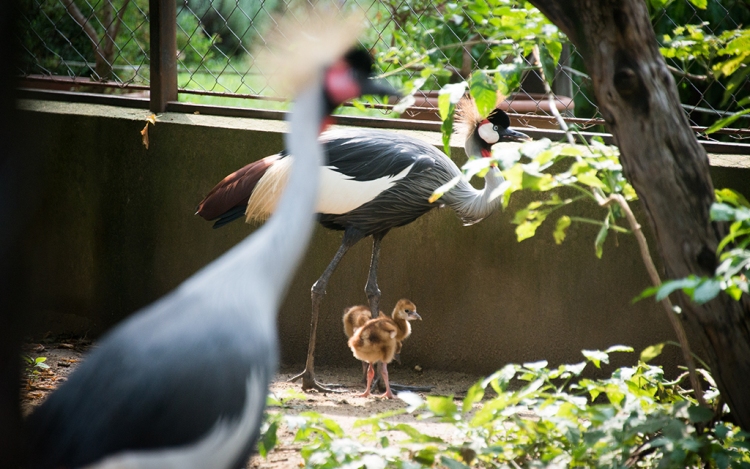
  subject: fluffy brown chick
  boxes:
[347,299,421,398]
[342,305,383,339]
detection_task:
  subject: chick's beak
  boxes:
[409,311,422,321]
[499,127,532,142]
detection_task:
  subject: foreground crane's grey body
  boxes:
[24,37,393,468]
[197,104,529,392]
[25,87,321,469]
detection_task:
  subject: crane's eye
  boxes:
[493,125,498,131]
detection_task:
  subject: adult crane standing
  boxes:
[24,14,398,469]
[197,98,530,392]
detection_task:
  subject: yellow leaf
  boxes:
[141,114,157,149]
[140,123,150,149]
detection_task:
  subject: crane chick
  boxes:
[347,299,421,398]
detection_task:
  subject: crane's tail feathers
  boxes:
[245,156,293,223]
[211,206,247,229]
[255,7,365,97]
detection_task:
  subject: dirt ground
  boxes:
[20,336,486,468]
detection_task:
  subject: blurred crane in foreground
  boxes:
[25,13,397,469]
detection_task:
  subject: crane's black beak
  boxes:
[360,78,402,101]
[498,127,532,142]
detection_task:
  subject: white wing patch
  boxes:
[245,157,415,222]
[316,163,414,214]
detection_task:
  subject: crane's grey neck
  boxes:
[179,79,324,318]
[464,132,484,160]
[440,135,504,225]
[250,84,324,292]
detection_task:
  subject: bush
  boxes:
[260,346,750,468]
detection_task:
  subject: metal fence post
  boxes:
[149,0,177,113]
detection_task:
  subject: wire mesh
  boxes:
[15,0,750,141]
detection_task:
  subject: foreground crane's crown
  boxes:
[255,7,365,97]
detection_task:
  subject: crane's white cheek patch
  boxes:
[316,164,414,214]
[478,123,499,144]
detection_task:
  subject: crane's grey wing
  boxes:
[321,129,442,182]
[317,130,450,234]
[26,293,277,469]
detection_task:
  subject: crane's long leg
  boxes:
[364,232,386,389]
[291,229,364,392]
[364,231,434,394]
[365,231,388,317]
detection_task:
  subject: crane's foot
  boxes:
[289,368,345,393]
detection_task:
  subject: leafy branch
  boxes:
[258,347,748,468]
[640,189,750,305]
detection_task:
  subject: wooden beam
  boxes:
[149,0,177,112]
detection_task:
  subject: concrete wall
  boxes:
[16,99,750,376]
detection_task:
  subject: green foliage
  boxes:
[436,136,636,258]
[660,24,750,109]
[22,355,50,377]
[374,0,563,92]
[259,347,749,468]
[641,189,750,305]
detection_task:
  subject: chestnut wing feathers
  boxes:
[196,154,282,223]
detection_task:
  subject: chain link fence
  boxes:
[16,0,750,142]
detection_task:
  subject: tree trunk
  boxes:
[527,0,750,429]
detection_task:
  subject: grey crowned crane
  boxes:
[197,98,530,392]
[23,18,396,469]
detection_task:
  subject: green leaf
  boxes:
[439,83,467,119]
[575,170,607,188]
[469,70,497,118]
[711,202,739,221]
[521,172,556,191]
[640,343,665,363]
[392,94,416,114]
[605,345,633,354]
[429,175,461,203]
[715,188,750,208]
[553,215,571,244]
[582,349,610,368]
[687,0,707,8]
[462,381,485,414]
[496,62,523,96]
[35,361,50,369]
[705,109,750,135]
[426,395,458,418]
[521,138,553,159]
[398,391,424,413]
[692,278,722,304]
[654,277,702,301]
[392,423,444,443]
[462,157,492,180]
[687,405,714,423]
[440,456,471,469]
[258,421,278,457]
[413,446,439,465]
[538,42,560,85]
[516,218,544,242]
